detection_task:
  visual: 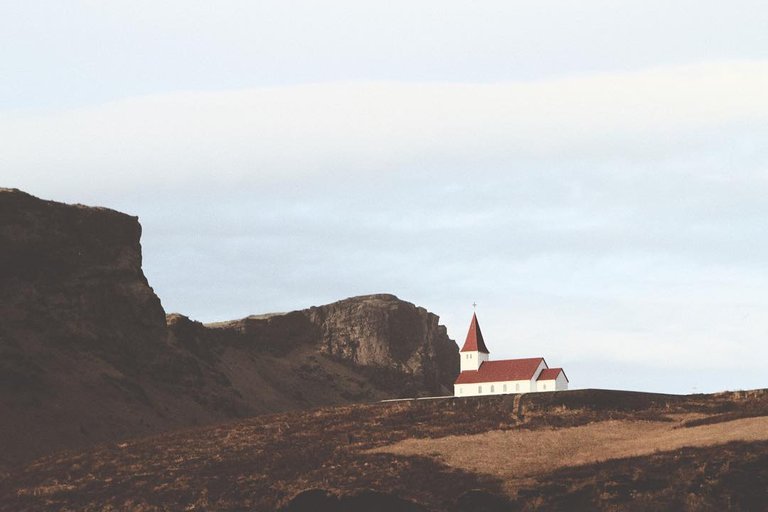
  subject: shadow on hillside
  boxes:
[278,439,768,512]
[278,453,505,512]
[508,439,768,511]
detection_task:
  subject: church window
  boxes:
[503,384,507,392]
[478,385,482,393]
[490,385,495,393]
[515,383,520,391]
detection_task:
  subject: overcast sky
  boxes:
[3,1,768,393]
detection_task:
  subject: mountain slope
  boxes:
[0,189,458,468]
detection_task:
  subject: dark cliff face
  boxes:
[0,188,168,391]
[0,189,190,468]
[0,189,459,468]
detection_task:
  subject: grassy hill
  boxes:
[2,388,766,511]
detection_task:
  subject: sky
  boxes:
[2,1,768,394]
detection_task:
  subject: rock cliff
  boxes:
[0,188,168,376]
[0,189,458,468]
[307,294,457,395]
[193,294,458,398]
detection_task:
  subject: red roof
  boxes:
[454,357,545,384]
[460,313,489,353]
[537,368,568,382]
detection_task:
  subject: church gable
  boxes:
[537,368,568,382]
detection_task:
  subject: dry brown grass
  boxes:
[2,389,766,511]
[370,415,768,494]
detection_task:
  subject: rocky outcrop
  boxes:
[308,295,458,395]
[0,189,458,468]
[194,294,459,397]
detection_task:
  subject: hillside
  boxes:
[1,388,766,511]
[0,189,458,469]
[167,293,458,412]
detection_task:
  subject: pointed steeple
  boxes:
[460,312,490,354]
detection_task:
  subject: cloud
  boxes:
[2,61,767,200]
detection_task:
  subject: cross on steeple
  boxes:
[472,301,477,310]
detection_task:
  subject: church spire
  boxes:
[460,312,490,354]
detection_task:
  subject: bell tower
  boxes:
[459,312,490,372]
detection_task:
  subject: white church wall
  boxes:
[519,379,534,393]
[456,372,568,396]
[535,372,569,392]
[459,351,489,372]
[454,379,533,397]
[555,372,569,390]
[536,379,553,392]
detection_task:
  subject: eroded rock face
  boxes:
[306,295,458,395]
[0,189,459,467]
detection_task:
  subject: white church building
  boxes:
[454,312,568,397]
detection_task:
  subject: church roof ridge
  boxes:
[454,357,545,384]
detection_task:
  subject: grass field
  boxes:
[371,414,768,496]
[1,388,766,511]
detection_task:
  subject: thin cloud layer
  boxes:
[3,61,767,198]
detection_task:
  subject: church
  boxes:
[454,312,568,397]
